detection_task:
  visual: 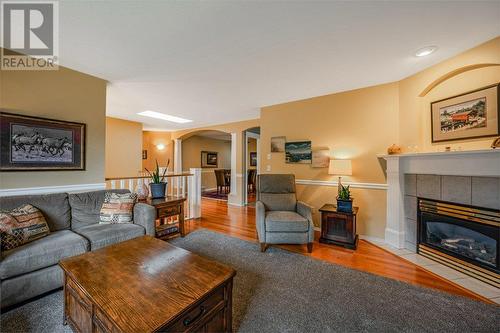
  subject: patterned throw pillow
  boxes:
[99,192,137,224]
[0,204,50,251]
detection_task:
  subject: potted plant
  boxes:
[337,184,353,212]
[145,159,170,198]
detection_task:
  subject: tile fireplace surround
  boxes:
[379,149,500,303]
[380,149,500,250]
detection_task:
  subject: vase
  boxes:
[150,182,167,199]
[134,182,149,200]
[336,198,353,212]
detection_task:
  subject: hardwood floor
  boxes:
[185,198,492,304]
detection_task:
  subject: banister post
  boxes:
[189,168,202,218]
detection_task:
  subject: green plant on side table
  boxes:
[337,184,353,212]
[145,159,170,198]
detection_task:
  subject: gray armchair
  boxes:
[256,174,315,253]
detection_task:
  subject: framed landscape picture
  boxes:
[0,112,85,171]
[271,136,286,152]
[250,152,257,166]
[431,84,499,143]
[201,151,218,168]
[285,141,312,164]
[312,148,330,168]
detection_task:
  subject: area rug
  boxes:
[202,190,228,200]
[2,229,499,332]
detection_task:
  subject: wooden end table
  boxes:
[59,236,236,333]
[319,204,359,250]
[143,196,186,240]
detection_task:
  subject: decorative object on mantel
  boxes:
[270,136,286,152]
[491,136,500,149]
[311,148,330,167]
[430,83,499,143]
[387,144,402,155]
[0,112,85,171]
[145,159,170,198]
[328,159,352,196]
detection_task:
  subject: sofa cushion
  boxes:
[0,230,89,280]
[74,223,145,250]
[0,193,70,231]
[0,204,50,251]
[68,189,129,229]
[99,192,137,224]
[265,211,309,232]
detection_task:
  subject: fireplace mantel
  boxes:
[379,149,500,249]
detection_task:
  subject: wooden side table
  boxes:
[143,196,186,240]
[319,204,359,249]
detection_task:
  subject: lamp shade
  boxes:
[328,159,352,176]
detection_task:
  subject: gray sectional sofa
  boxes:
[0,189,156,309]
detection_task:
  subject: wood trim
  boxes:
[419,63,500,97]
[0,183,106,197]
[105,173,193,181]
[295,179,387,190]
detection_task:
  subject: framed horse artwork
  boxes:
[0,112,86,171]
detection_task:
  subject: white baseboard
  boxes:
[359,234,386,244]
[0,183,106,197]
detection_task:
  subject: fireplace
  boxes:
[417,199,499,287]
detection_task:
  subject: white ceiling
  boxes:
[193,130,231,141]
[54,1,500,130]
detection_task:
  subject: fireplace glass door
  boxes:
[423,216,497,268]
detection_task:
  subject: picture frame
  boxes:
[250,152,257,166]
[430,83,499,143]
[142,150,147,160]
[285,141,312,164]
[0,112,86,171]
[271,136,286,152]
[201,151,218,168]
[312,148,330,168]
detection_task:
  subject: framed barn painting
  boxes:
[431,84,499,143]
[0,112,86,171]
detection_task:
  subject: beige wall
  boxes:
[260,83,399,237]
[0,65,107,189]
[399,37,500,152]
[142,131,173,172]
[259,37,500,239]
[182,135,231,190]
[105,117,143,178]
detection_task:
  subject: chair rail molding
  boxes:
[0,183,106,197]
[295,179,387,190]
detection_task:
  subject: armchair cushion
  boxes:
[259,193,296,211]
[265,211,309,232]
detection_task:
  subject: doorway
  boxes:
[243,127,260,206]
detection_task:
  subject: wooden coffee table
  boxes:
[59,236,236,333]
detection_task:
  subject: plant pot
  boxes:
[336,198,353,212]
[150,182,166,199]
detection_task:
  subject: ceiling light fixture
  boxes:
[415,46,438,57]
[137,111,192,124]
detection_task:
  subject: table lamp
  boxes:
[328,159,352,196]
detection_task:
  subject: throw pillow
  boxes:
[0,204,50,251]
[99,192,137,224]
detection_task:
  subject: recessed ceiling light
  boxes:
[415,46,438,57]
[137,111,192,124]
